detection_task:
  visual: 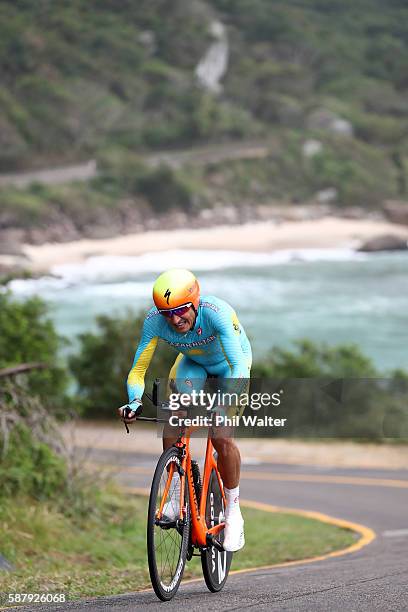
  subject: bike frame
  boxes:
[157,426,226,548]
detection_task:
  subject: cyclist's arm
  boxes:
[214,307,251,381]
[127,314,159,403]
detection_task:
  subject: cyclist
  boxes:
[119,268,251,552]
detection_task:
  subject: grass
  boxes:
[0,487,356,604]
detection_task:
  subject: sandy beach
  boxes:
[22,216,408,273]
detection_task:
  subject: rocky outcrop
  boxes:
[383,201,408,226]
[306,109,353,137]
[358,234,408,252]
[302,139,323,158]
[195,21,229,94]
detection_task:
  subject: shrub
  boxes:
[0,187,49,228]
[251,340,408,439]
[0,376,108,515]
[136,165,195,213]
[0,426,67,500]
[0,292,68,412]
[252,339,378,379]
[304,136,397,206]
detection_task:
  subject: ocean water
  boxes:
[8,248,408,373]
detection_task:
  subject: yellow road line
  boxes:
[235,499,375,569]
[122,486,376,580]
[88,463,408,489]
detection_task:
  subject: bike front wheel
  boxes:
[201,468,233,592]
[147,447,190,601]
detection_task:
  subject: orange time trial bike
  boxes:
[126,382,233,601]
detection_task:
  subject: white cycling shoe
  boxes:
[223,514,245,552]
[161,477,181,521]
[162,497,180,521]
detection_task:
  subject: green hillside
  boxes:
[0,0,408,239]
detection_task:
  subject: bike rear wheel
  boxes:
[201,468,233,592]
[147,447,190,601]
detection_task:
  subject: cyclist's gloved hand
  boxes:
[118,398,143,423]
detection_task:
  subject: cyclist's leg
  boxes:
[161,355,207,521]
[163,354,207,450]
[209,361,251,551]
[209,359,251,488]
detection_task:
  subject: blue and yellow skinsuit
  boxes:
[127,295,252,407]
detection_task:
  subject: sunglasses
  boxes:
[159,303,192,319]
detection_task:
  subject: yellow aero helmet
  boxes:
[153,269,200,311]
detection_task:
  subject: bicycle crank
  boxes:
[206,533,225,552]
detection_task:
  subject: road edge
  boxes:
[0,488,376,610]
[123,486,376,582]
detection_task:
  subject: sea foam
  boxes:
[8,248,365,296]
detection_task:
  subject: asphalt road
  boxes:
[17,449,408,611]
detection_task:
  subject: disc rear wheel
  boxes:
[201,468,232,592]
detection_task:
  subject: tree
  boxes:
[249,340,401,439]
[0,292,68,412]
[251,339,378,378]
[69,310,174,417]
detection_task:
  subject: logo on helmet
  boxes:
[164,288,171,305]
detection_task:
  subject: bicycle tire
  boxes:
[201,468,233,592]
[147,446,190,601]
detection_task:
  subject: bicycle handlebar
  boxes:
[118,401,169,433]
[119,380,176,432]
